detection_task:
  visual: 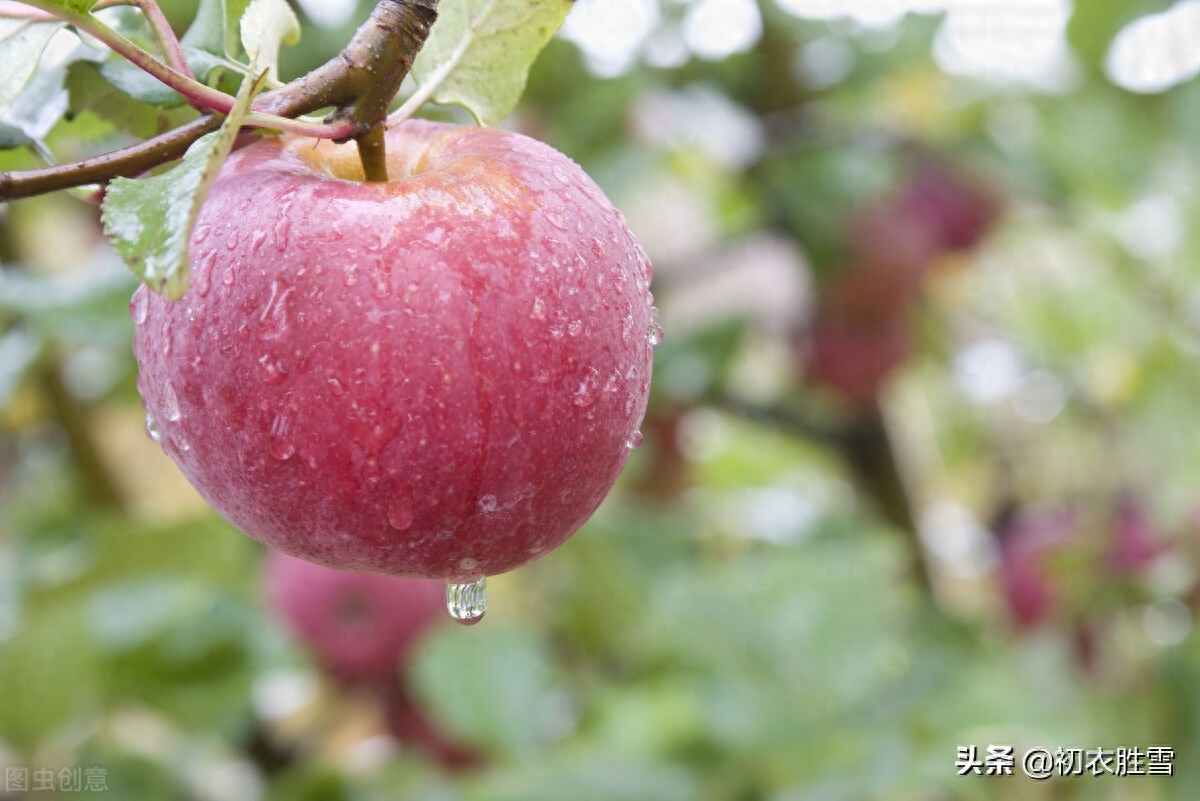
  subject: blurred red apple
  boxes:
[1107,495,1162,574]
[995,508,1077,630]
[133,120,655,583]
[803,315,910,409]
[264,550,444,684]
[896,159,1001,253]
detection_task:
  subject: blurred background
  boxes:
[4,0,1200,798]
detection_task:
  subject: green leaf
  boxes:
[239,0,299,81]
[410,0,573,125]
[410,623,562,759]
[182,0,253,60]
[96,58,184,106]
[101,68,261,299]
[66,61,161,138]
[0,26,103,150]
[0,19,65,115]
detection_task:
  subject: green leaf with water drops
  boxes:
[239,0,300,82]
[101,68,262,300]
[408,0,573,125]
[0,19,65,120]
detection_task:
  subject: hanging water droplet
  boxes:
[145,414,161,443]
[445,577,486,625]
[130,290,149,325]
[387,491,414,530]
[647,322,665,347]
[161,381,181,422]
[625,429,644,449]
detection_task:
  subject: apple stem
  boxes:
[356,125,390,182]
[0,0,440,200]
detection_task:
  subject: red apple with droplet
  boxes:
[132,121,656,605]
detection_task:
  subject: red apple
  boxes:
[803,315,910,409]
[995,508,1077,630]
[264,550,444,684]
[133,120,655,582]
[896,160,1001,253]
[1107,495,1162,574]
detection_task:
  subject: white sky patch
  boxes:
[1106,0,1200,93]
[560,0,661,76]
[683,0,763,60]
[1112,194,1185,260]
[773,0,945,27]
[771,0,1075,86]
[932,0,1076,88]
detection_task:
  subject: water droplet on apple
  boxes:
[222,265,236,286]
[372,277,392,299]
[387,491,414,530]
[130,290,149,325]
[226,230,238,250]
[647,308,665,347]
[274,194,294,251]
[145,414,161,443]
[362,461,382,488]
[269,414,295,460]
[195,250,217,297]
[530,297,546,320]
[192,224,210,244]
[573,368,600,408]
[343,263,360,287]
[544,211,568,231]
[327,377,345,396]
[161,381,181,422]
[625,429,644,449]
[445,577,486,625]
[567,320,583,337]
[257,354,286,384]
[251,229,268,253]
[259,280,293,340]
[548,323,565,339]
[477,494,498,513]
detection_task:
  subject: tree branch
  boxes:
[0,0,439,201]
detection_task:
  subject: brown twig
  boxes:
[0,0,439,201]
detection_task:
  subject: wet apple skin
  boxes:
[133,121,655,581]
